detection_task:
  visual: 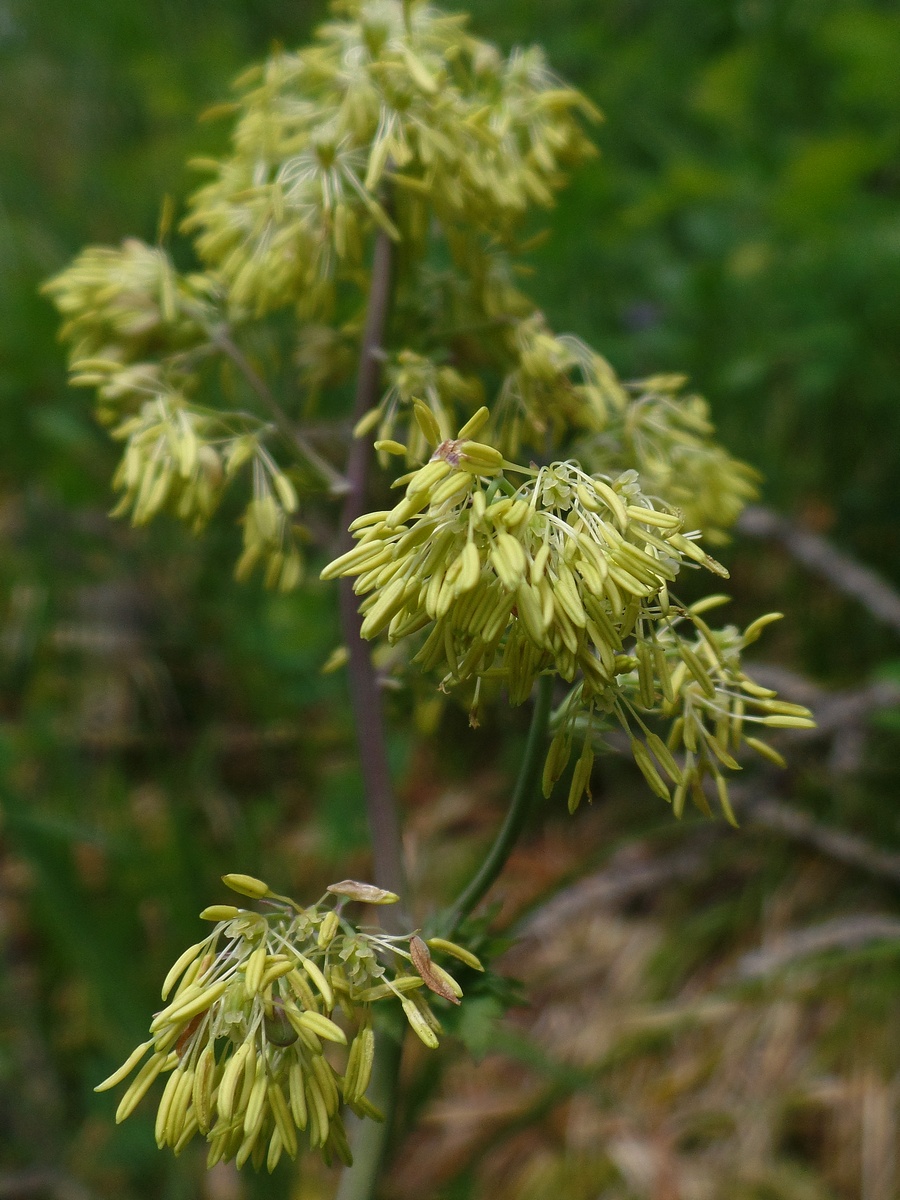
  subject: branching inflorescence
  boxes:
[44,0,814,1176]
[98,874,478,1172]
[322,412,812,819]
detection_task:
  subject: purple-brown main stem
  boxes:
[338,228,408,912]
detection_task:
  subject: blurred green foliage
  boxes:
[2,0,900,1197]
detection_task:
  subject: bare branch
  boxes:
[735,914,900,980]
[738,505,900,636]
[737,789,900,887]
[517,847,708,943]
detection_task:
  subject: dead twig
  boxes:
[738,505,900,636]
[735,914,900,980]
[516,848,707,943]
[738,790,900,887]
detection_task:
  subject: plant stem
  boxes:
[336,227,405,1200]
[212,328,350,495]
[337,226,408,914]
[445,673,554,933]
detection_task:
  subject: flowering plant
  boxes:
[45,0,812,1189]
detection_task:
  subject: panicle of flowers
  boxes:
[547,600,815,818]
[42,241,217,384]
[349,309,754,549]
[182,0,597,317]
[494,315,622,455]
[322,405,737,712]
[43,241,235,451]
[96,873,480,1173]
[575,373,760,545]
[184,132,389,319]
[107,391,304,589]
[44,241,309,590]
[43,0,807,824]
[109,394,227,531]
[487,318,758,542]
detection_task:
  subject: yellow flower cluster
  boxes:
[183,0,597,317]
[104,397,220,530]
[43,244,218,438]
[493,318,758,543]
[101,393,302,589]
[43,2,758,597]
[548,601,814,818]
[353,318,758,546]
[495,316,615,452]
[42,241,215,409]
[43,243,307,588]
[576,372,761,545]
[324,406,813,812]
[323,409,731,708]
[97,874,480,1172]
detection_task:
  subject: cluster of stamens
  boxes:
[324,407,813,815]
[96,874,480,1172]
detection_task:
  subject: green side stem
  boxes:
[445,673,554,934]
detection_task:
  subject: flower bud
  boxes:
[222,874,271,899]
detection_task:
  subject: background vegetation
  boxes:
[2,1,899,1197]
